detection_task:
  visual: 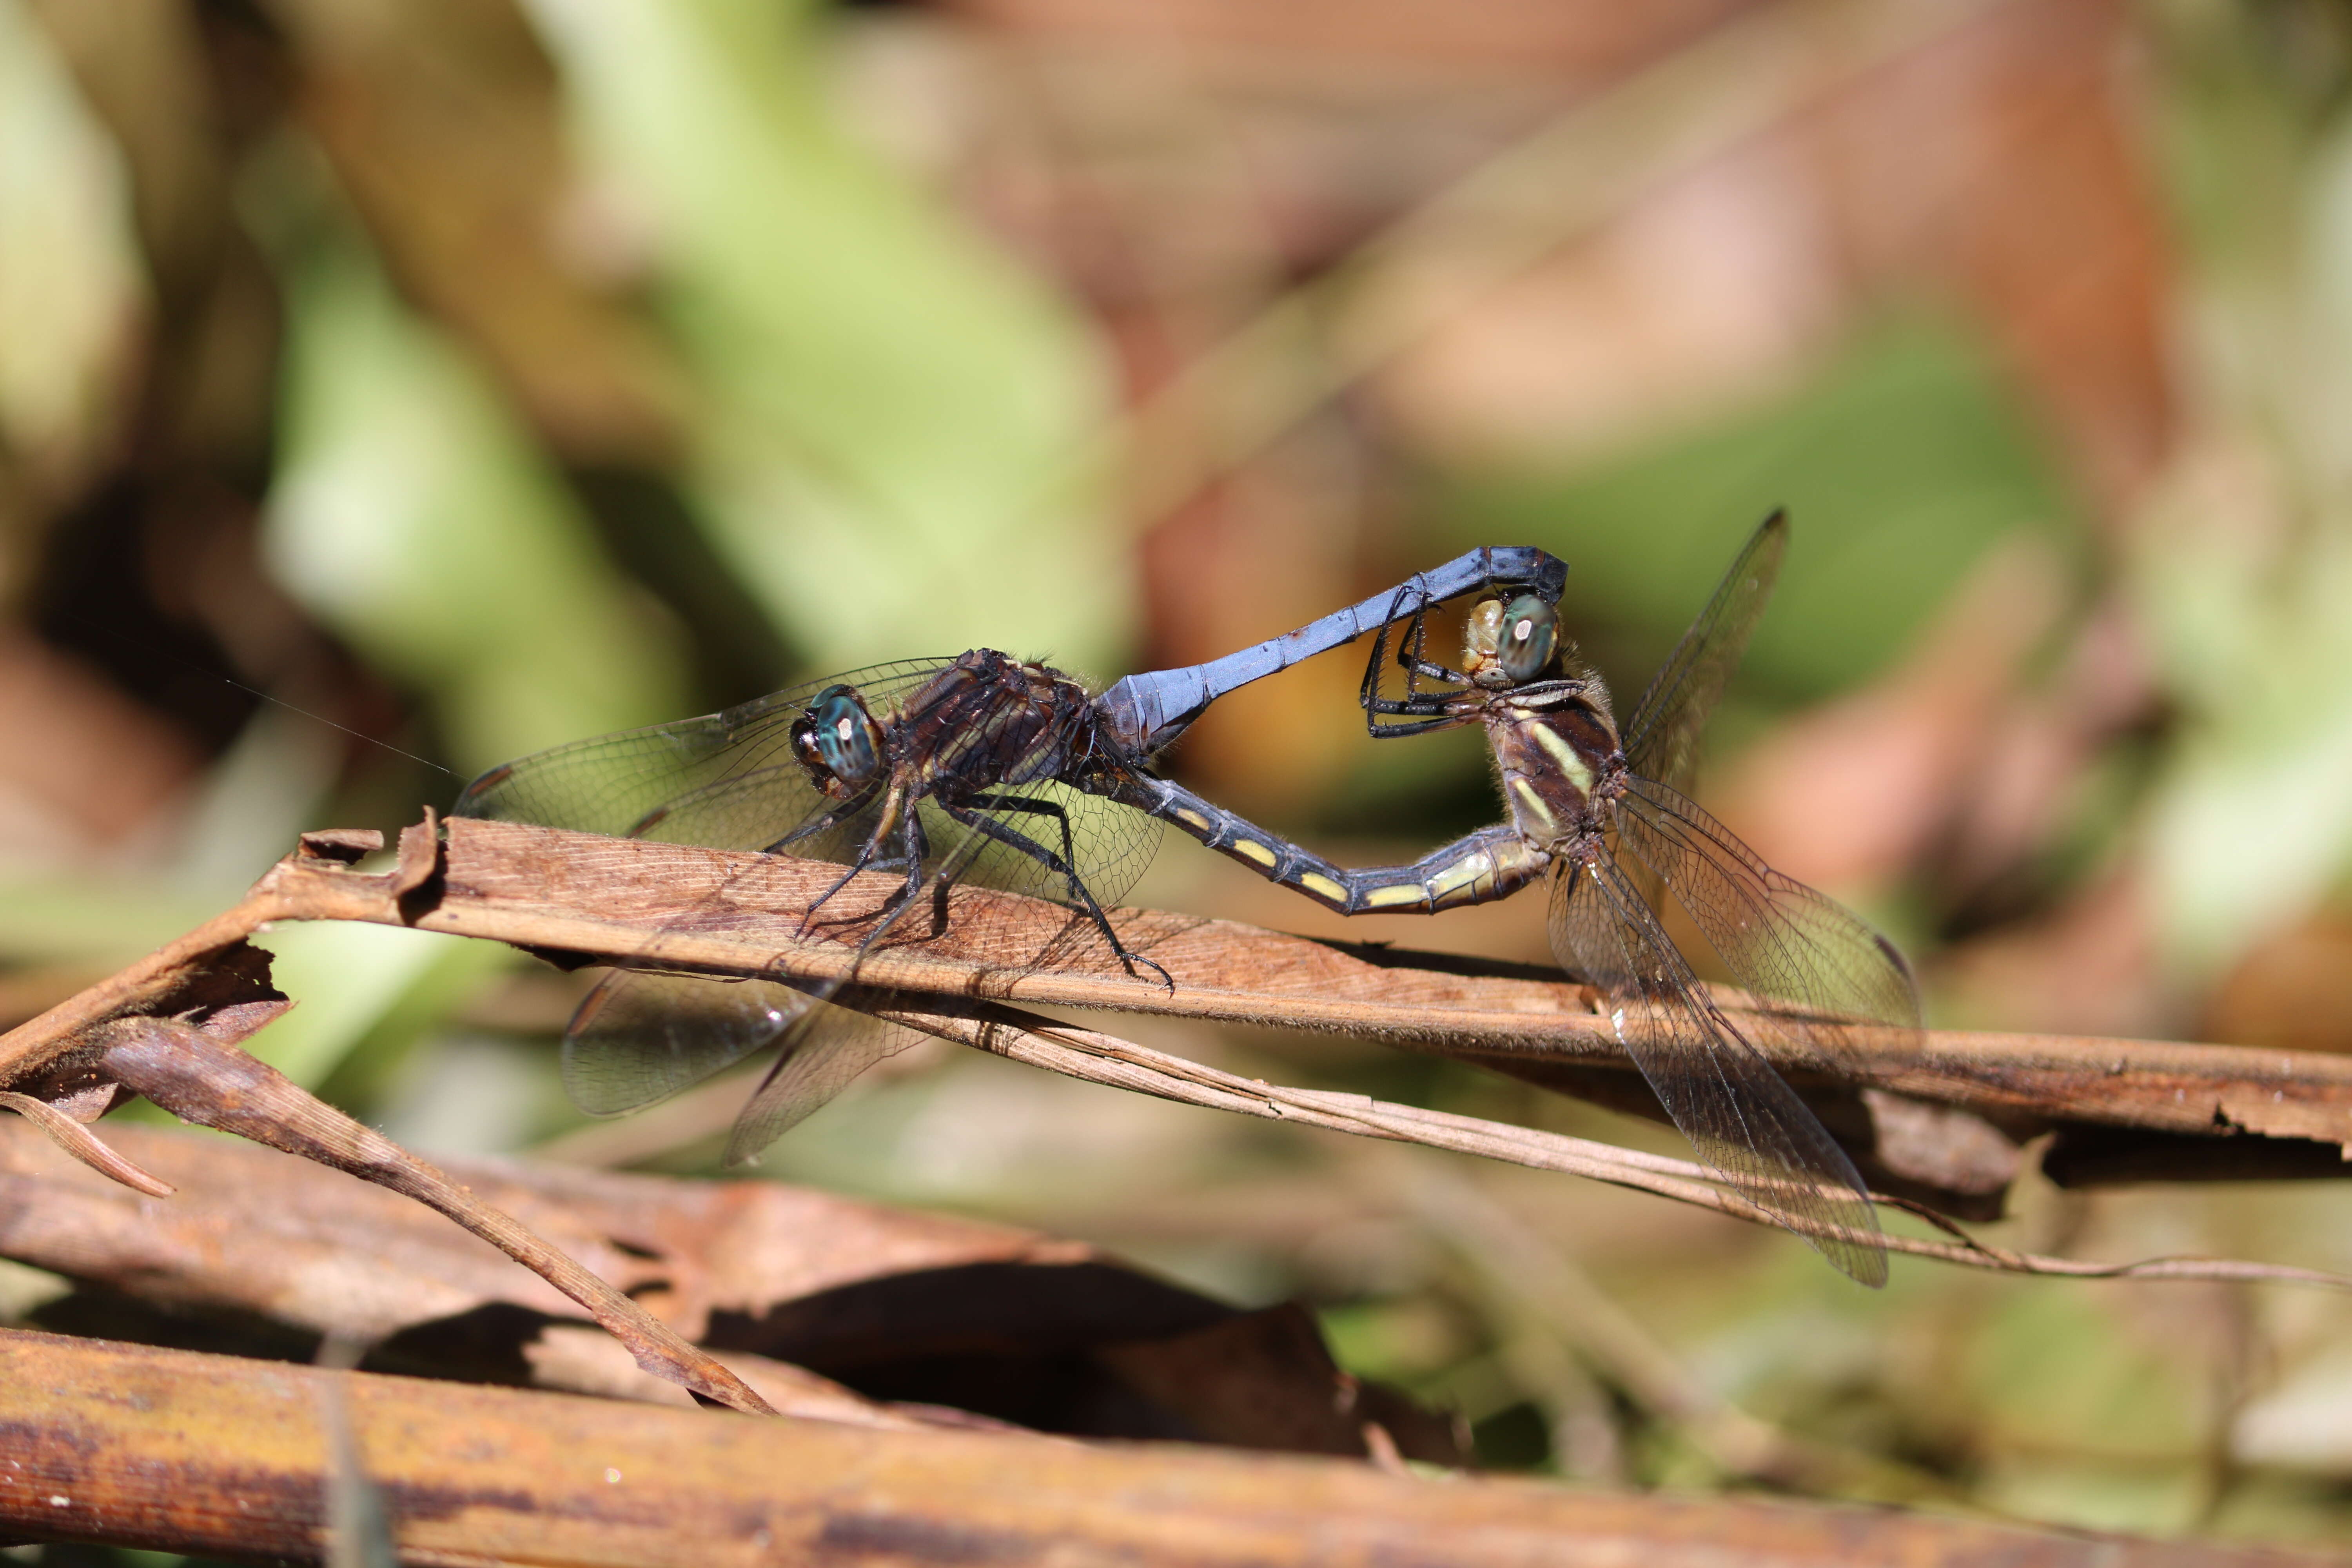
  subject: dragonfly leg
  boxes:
[944,795,1174,991]
[1362,590,1480,731]
[795,779,913,936]
[1394,593,1474,687]
[758,776,883,857]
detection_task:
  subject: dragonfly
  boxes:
[1311,512,1920,1286]
[451,547,1570,1166]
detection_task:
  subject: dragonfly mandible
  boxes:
[452,548,1569,1165]
[1301,513,1918,1286]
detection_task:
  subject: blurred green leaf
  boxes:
[518,0,1127,673]
[262,232,688,772]
[165,706,346,902]
[1964,1284,2214,1464]
[2131,108,2352,978]
[0,876,218,967]
[2137,511,2352,974]
[0,0,145,489]
[1432,314,2082,703]
[242,922,507,1091]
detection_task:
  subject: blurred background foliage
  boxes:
[6,0,2352,1551]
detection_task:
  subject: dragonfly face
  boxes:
[1461,593,1561,687]
[790,685,889,801]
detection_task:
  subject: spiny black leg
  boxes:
[1364,586,1468,714]
[1363,592,1477,725]
[797,789,911,936]
[943,799,1173,992]
[898,807,947,937]
[965,788,1085,874]
[762,778,882,857]
[1360,583,1414,722]
[1397,599,1471,687]
[810,807,934,939]
[956,791,1091,913]
[1365,713,1472,739]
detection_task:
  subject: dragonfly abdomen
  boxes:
[1131,776,1547,913]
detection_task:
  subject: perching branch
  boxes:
[2,1327,2293,1568]
[1,812,2348,1302]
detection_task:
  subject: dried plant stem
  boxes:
[9,1327,2288,1568]
[888,1002,2352,1290]
[3,815,2347,1312]
[93,1016,776,1418]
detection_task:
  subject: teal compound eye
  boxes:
[1497,595,1559,684]
[791,684,886,795]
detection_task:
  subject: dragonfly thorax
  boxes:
[1487,683,1622,849]
[790,685,888,800]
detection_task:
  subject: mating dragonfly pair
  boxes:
[455,516,1919,1286]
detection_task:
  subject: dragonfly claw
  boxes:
[1123,951,1176,994]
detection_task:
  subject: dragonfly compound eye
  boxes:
[790,685,885,796]
[1498,595,1559,684]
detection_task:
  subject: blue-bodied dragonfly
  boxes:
[452,547,1569,1166]
[1196,513,1918,1287]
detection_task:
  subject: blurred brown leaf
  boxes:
[0,628,200,857]
[2207,912,2352,1057]
[269,0,691,463]
[0,1116,1461,1458]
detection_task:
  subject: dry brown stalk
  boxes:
[85,1016,777,1417]
[0,811,2347,1323]
[0,1327,2328,1567]
[11,815,2352,1161]
[0,1118,1463,1457]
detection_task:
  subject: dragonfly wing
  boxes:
[1620,513,1786,801]
[932,775,1164,907]
[561,969,816,1116]
[450,661,952,840]
[1616,777,1921,1063]
[722,998,929,1165]
[1550,854,1887,1286]
[471,665,955,1128]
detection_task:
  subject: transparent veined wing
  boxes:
[1613,777,1921,1067]
[1549,853,1887,1287]
[1620,514,1785,801]
[705,774,1165,1166]
[469,657,1166,1160]
[454,663,947,1129]
[561,971,817,1117]
[450,661,952,847]
[721,998,931,1166]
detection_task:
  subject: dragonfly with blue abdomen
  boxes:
[452,546,1569,1165]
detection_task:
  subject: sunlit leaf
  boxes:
[0,0,145,486]
[518,0,1127,673]
[263,236,688,770]
[1433,315,2082,703]
[243,922,507,1091]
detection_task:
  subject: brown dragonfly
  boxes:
[1271,514,1920,1286]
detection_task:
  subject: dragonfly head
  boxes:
[1463,593,1561,689]
[790,685,887,799]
